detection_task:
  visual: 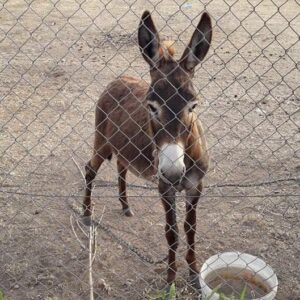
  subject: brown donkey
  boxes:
[84,11,212,294]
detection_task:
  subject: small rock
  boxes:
[259,245,269,253]
[154,267,165,274]
[96,278,111,293]
[123,279,134,287]
[182,2,192,9]
[256,107,266,116]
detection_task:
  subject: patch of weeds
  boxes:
[0,289,4,300]
[206,286,247,300]
[148,283,176,300]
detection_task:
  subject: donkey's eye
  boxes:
[148,103,157,113]
[188,102,198,112]
[147,100,161,119]
[148,103,159,116]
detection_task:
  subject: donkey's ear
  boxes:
[138,11,161,66]
[180,12,212,72]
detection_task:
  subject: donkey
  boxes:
[84,11,212,293]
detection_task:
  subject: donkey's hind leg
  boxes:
[117,160,133,217]
[83,145,111,222]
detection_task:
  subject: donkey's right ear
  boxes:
[138,11,161,67]
[180,12,212,72]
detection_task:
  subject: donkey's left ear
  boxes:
[180,12,212,72]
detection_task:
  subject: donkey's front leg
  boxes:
[159,181,178,289]
[185,181,203,291]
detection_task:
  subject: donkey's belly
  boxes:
[116,143,157,182]
[106,114,157,180]
[127,162,157,182]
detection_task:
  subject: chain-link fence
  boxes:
[0,0,299,299]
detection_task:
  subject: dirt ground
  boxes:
[0,0,299,299]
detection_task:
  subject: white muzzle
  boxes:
[158,142,186,184]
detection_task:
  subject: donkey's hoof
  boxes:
[81,215,92,226]
[122,208,134,217]
[189,274,202,292]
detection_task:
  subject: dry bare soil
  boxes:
[0,0,299,299]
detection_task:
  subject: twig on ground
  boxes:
[71,155,85,180]
[88,219,94,300]
[70,215,86,250]
[88,206,106,300]
[76,217,89,238]
[92,206,106,263]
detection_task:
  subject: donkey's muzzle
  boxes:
[159,167,186,185]
[157,142,186,185]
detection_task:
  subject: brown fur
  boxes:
[84,10,212,292]
[159,40,176,58]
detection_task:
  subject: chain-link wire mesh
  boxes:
[0,0,299,299]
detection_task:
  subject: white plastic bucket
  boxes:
[200,252,278,300]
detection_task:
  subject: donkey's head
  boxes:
[138,11,212,184]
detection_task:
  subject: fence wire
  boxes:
[0,0,299,300]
